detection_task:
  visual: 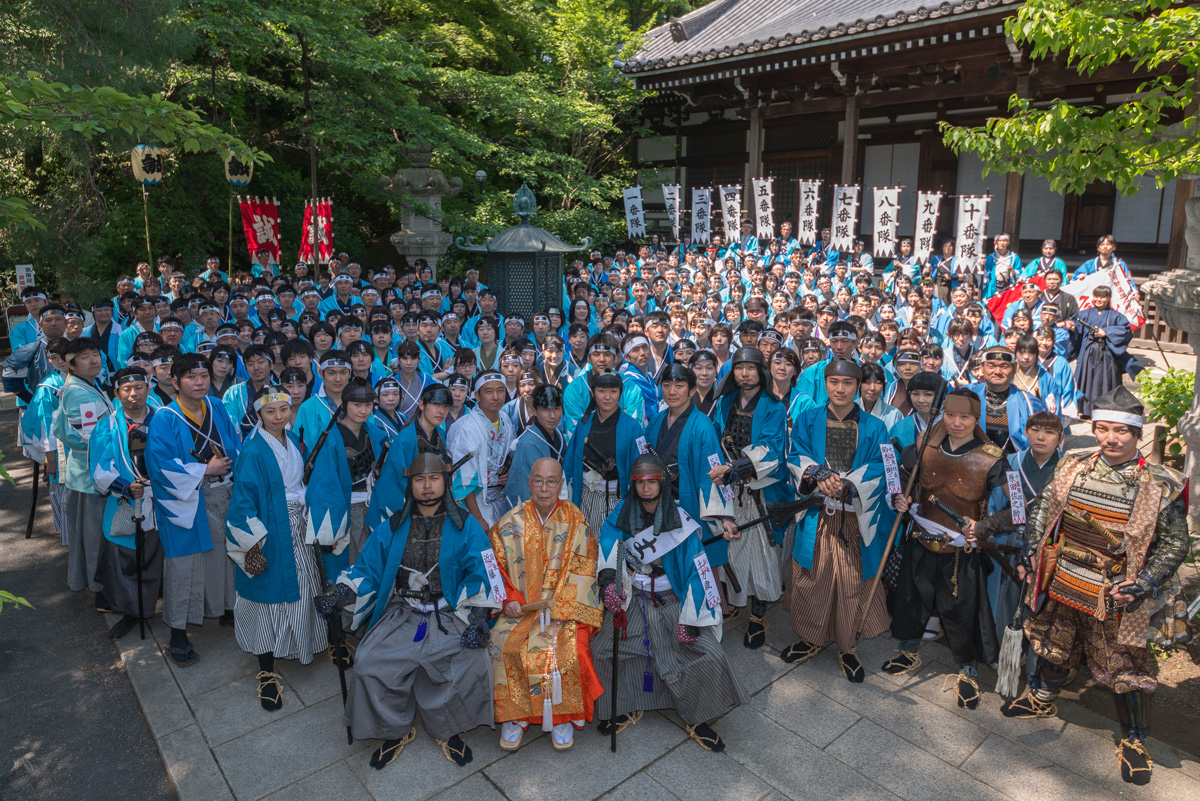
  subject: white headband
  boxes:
[1092,410,1144,428]
[253,392,292,412]
[320,358,350,371]
[474,373,505,392]
[622,335,650,356]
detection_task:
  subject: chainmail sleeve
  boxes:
[1022,481,1055,553]
[1137,494,1190,593]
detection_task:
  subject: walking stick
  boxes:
[311,541,353,745]
[133,495,147,641]
[610,603,619,753]
[25,461,42,539]
[854,382,948,642]
[610,540,624,753]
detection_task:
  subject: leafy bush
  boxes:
[1137,368,1196,457]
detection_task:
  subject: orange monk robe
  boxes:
[487,500,604,726]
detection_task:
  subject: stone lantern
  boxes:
[1141,195,1200,527]
[455,183,591,320]
[382,145,462,277]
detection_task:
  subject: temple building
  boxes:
[623,0,1190,276]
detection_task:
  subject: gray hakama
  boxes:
[235,501,329,663]
[347,500,369,563]
[723,490,782,606]
[94,526,163,619]
[162,479,234,628]
[344,597,494,741]
[592,585,748,725]
[66,490,107,593]
[50,481,68,545]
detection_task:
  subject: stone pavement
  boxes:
[109,598,1200,801]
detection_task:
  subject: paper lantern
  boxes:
[131,145,165,186]
[224,148,254,188]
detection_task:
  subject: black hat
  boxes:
[590,369,623,392]
[532,384,564,409]
[342,381,376,405]
[823,359,862,380]
[659,363,696,387]
[907,371,947,395]
[730,346,765,368]
[1091,385,1145,428]
[421,383,454,406]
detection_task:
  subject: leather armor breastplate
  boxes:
[918,441,1002,550]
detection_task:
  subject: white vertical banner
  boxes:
[691,187,712,244]
[623,187,646,239]
[831,185,860,253]
[872,187,901,259]
[15,264,35,293]
[797,180,822,246]
[913,191,943,263]
[750,178,775,241]
[954,195,990,267]
[662,184,682,241]
[719,185,742,241]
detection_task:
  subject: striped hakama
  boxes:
[580,471,621,537]
[66,490,106,593]
[723,490,782,606]
[50,481,68,545]
[787,510,889,651]
[592,585,748,725]
[235,501,329,663]
[162,480,234,629]
[344,597,494,741]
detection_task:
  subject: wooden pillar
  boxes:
[1002,74,1029,243]
[1002,171,1024,241]
[841,95,859,183]
[747,105,764,188]
[1167,179,1196,269]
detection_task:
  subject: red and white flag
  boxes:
[1064,266,1145,328]
[238,196,281,262]
[297,198,333,264]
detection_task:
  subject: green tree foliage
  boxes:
[1,0,660,292]
[941,0,1198,195]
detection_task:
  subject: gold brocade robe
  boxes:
[487,500,604,725]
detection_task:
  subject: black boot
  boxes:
[108,614,138,639]
[1115,691,1154,785]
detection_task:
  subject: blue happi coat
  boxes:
[598,502,721,630]
[713,390,793,541]
[964,382,1047,451]
[225,428,310,604]
[90,404,158,546]
[619,362,662,422]
[365,418,448,532]
[293,391,339,450]
[646,406,735,566]
[337,509,498,631]
[562,364,646,439]
[145,399,242,558]
[786,406,898,578]
[304,420,384,577]
[564,410,643,511]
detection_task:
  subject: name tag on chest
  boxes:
[627,515,700,566]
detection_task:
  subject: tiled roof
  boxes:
[624,0,1018,73]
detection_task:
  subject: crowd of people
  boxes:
[1,226,1191,785]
